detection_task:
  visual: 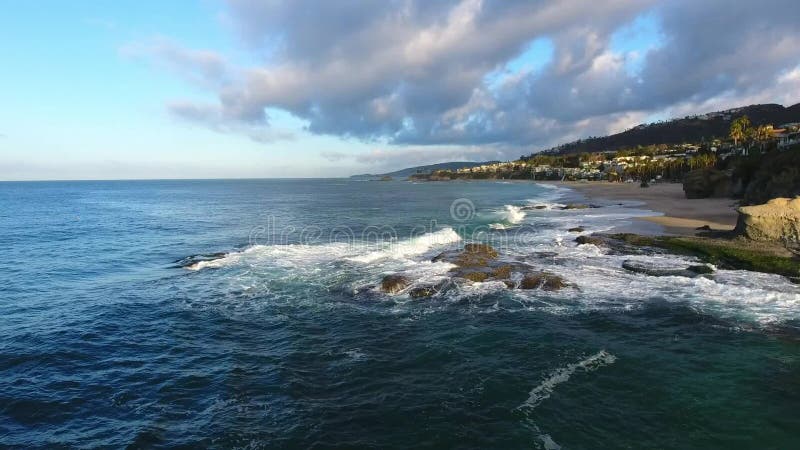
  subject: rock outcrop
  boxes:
[381,274,411,294]
[621,260,714,277]
[736,197,800,243]
[682,168,731,199]
[519,272,567,290]
[561,203,600,210]
[431,243,571,290]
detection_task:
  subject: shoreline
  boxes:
[540,181,740,236]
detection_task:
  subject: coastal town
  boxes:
[413,114,800,183]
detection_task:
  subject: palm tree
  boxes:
[729,115,751,148]
[754,124,773,151]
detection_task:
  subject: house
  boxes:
[777,130,800,149]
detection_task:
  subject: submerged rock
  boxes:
[736,197,800,243]
[381,274,411,294]
[408,281,451,299]
[575,235,606,246]
[519,272,567,291]
[568,226,586,233]
[174,252,228,269]
[561,203,596,210]
[687,264,715,274]
[622,259,714,277]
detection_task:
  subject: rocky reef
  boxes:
[577,233,800,279]
[621,259,714,277]
[380,243,570,298]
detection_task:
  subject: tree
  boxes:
[753,124,773,151]
[730,115,751,148]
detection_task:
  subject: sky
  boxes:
[1,0,799,180]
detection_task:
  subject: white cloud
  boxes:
[134,0,800,151]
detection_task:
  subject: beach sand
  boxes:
[549,181,740,236]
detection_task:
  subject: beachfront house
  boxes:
[777,130,800,149]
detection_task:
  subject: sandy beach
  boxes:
[549,181,740,235]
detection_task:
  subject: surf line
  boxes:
[516,350,617,449]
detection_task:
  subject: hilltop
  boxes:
[350,161,498,180]
[540,103,800,156]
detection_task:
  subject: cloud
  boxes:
[168,100,295,143]
[121,38,232,89]
[136,0,800,149]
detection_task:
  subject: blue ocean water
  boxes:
[1,179,799,448]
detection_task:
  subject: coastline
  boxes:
[541,181,739,236]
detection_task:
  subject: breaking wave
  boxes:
[184,227,462,270]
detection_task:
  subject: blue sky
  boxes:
[0,1,372,180]
[1,1,797,180]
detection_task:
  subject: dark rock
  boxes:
[175,252,228,269]
[575,235,606,246]
[696,225,712,231]
[531,251,559,258]
[519,272,567,291]
[622,259,712,277]
[521,204,549,210]
[568,226,586,233]
[688,264,715,274]
[381,274,411,294]
[561,203,600,210]
[408,286,435,298]
[682,168,731,199]
[789,276,800,285]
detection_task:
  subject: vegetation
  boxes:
[608,234,800,278]
[537,103,800,156]
[739,145,800,205]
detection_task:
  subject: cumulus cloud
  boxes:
[138,0,800,149]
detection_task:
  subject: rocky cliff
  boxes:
[736,197,800,242]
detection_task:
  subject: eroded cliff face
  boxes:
[682,168,731,199]
[736,197,800,242]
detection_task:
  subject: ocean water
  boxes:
[1,179,799,448]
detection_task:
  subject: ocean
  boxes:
[1,179,799,448]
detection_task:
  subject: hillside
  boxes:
[350,161,498,180]
[542,103,800,155]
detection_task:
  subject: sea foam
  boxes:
[518,350,617,411]
[348,227,462,263]
[186,228,462,270]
